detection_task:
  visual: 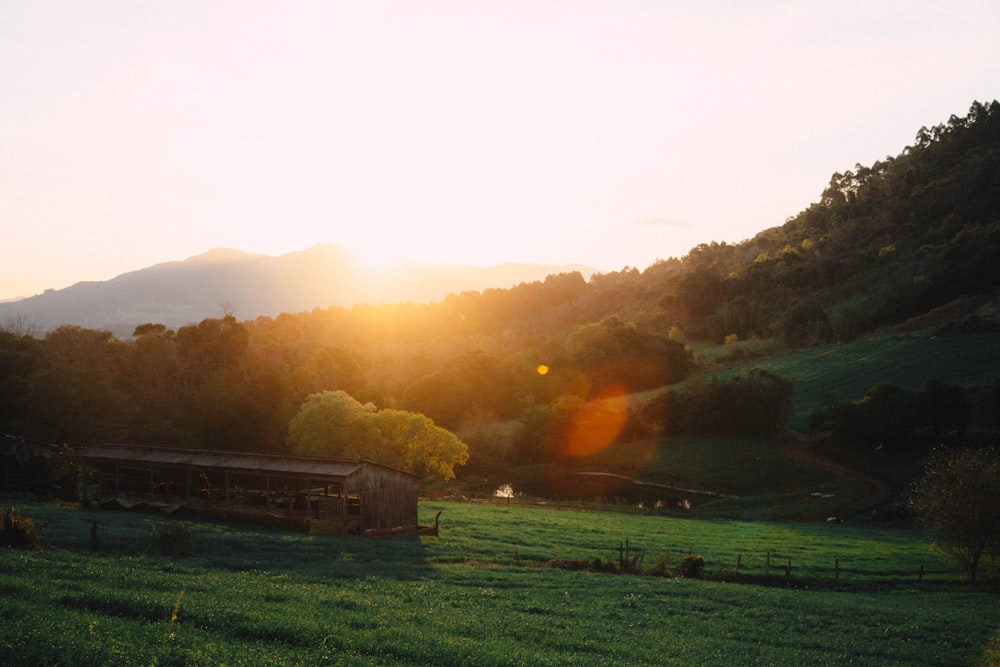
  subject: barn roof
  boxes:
[82,443,416,480]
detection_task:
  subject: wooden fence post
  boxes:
[784,557,791,583]
[765,551,771,576]
[734,553,742,578]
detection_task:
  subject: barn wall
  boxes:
[353,464,419,531]
[84,449,419,534]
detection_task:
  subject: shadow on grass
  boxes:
[7,495,437,582]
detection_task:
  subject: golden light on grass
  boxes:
[561,386,629,458]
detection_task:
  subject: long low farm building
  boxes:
[82,444,420,534]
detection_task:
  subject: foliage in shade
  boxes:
[0,505,41,549]
[645,369,793,437]
[909,446,1000,584]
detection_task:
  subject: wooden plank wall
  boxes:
[87,457,418,533]
[356,464,418,531]
[360,484,418,531]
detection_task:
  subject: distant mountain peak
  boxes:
[0,246,598,337]
[182,248,263,265]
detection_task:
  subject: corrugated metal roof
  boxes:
[82,444,368,478]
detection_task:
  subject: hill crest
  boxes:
[0,244,597,337]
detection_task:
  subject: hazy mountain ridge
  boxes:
[0,244,597,337]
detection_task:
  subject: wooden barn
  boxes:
[82,444,420,535]
[0,436,57,492]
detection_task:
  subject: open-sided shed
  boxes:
[82,444,419,534]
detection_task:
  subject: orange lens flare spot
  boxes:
[537,364,549,375]
[562,386,629,458]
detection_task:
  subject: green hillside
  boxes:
[713,330,1000,430]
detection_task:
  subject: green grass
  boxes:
[706,331,1000,429]
[503,435,862,521]
[2,496,998,666]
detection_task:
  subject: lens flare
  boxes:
[561,386,629,458]
[537,364,549,375]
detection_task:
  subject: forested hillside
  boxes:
[2,101,998,492]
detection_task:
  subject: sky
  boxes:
[2,1,998,301]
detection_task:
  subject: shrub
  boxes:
[646,551,674,577]
[148,522,194,557]
[1,506,42,549]
[677,554,706,579]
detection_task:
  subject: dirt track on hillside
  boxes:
[779,437,894,519]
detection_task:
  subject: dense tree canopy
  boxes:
[810,381,970,451]
[644,370,793,437]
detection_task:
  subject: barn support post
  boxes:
[359,490,366,532]
[341,484,348,526]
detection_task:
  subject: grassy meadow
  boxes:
[709,331,1000,430]
[3,496,998,666]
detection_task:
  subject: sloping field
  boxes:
[716,331,1000,429]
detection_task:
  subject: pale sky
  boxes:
[2,1,998,301]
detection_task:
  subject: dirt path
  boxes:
[571,471,738,499]
[779,437,894,519]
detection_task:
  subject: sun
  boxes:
[343,237,425,271]
[349,244,414,271]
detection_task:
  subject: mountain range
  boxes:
[0,244,597,337]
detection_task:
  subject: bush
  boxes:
[646,551,674,577]
[148,522,194,557]
[677,554,706,579]
[1,506,42,549]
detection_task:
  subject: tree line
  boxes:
[0,304,695,478]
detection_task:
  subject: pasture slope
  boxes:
[2,495,999,665]
[495,329,1000,524]
[668,329,1000,519]
[713,330,1000,430]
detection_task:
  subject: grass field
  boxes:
[3,495,998,666]
[502,435,851,521]
[706,331,1000,430]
